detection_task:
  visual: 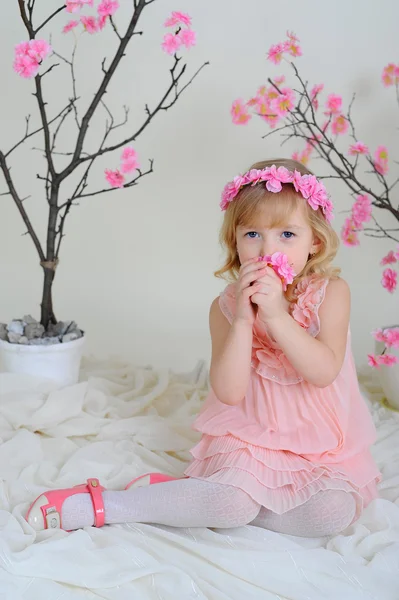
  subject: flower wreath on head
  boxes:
[220,164,334,223]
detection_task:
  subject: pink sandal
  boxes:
[26,478,106,532]
[125,472,180,490]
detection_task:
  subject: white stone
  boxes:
[7,320,24,335]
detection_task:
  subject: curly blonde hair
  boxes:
[214,158,341,300]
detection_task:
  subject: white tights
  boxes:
[62,477,356,537]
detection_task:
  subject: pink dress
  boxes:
[184,275,381,520]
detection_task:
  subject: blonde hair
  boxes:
[214,158,340,300]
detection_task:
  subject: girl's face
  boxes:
[236,203,320,276]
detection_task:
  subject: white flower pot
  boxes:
[375,327,399,410]
[0,335,85,388]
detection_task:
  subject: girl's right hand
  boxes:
[234,258,267,325]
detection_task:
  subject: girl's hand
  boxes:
[251,266,286,323]
[234,258,268,325]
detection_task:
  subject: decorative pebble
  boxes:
[7,320,24,335]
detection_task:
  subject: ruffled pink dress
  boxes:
[184,275,381,519]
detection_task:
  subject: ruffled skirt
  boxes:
[183,433,380,520]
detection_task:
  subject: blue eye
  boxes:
[245,231,260,238]
[282,231,295,239]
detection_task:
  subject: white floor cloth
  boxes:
[0,358,398,599]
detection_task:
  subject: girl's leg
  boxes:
[60,478,261,531]
[250,490,356,537]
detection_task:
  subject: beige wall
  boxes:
[1,0,398,371]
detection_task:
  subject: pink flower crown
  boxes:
[220,165,334,223]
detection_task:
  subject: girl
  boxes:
[26,158,381,537]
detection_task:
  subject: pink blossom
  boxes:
[105,169,125,188]
[178,28,196,49]
[162,32,182,55]
[121,146,137,161]
[273,75,285,85]
[310,84,323,110]
[13,54,40,78]
[348,141,369,156]
[98,0,119,17]
[374,145,389,175]
[231,99,251,125]
[258,252,296,290]
[382,63,399,87]
[331,114,348,135]
[382,268,397,293]
[81,16,99,33]
[367,354,380,368]
[164,11,192,28]
[286,30,299,42]
[381,250,397,265]
[63,20,79,33]
[378,354,399,366]
[341,217,360,247]
[29,39,52,61]
[97,15,108,30]
[325,93,342,114]
[352,194,372,226]
[271,87,295,117]
[385,328,399,349]
[66,0,93,13]
[372,328,386,343]
[283,38,302,57]
[121,147,140,173]
[267,43,285,65]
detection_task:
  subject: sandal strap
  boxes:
[86,478,105,527]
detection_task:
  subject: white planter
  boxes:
[0,335,85,388]
[375,326,399,410]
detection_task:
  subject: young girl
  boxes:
[26,158,381,537]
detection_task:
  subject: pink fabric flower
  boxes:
[382,268,397,293]
[341,217,360,247]
[283,38,302,57]
[331,114,348,135]
[273,75,285,85]
[105,169,125,188]
[372,328,386,343]
[352,194,372,227]
[162,32,182,55]
[262,165,294,193]
[271,87,295,117]
[13,39,51,78]
[121,147,140,174]
[98,0,119,17]
[231,99,251,125]
[13,54,40,78]
[374,145,389,175]
[367,354,380,368]
[81,16,99,33]
[178,28,196,49]
[63,20,79,33]
[164,11,192,28]
[348,141,369,156]
[98,15,108,30]
[28,40,52,61]
[325,93,342,114]
[381,250,397,265]
[267,43,285,65]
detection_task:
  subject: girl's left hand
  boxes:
[251,266,286,323]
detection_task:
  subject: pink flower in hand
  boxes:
[164,11,192,28]
[98,0,119,17]
[178,28,196,49]
[267,43,285,65]
[348,141,369,156]
[81,16,99,33]
[258,252,296,290]
[382,268,397,293]
[63,20,79,33]
[325,93,342,114]
[231,99,251,125]
[105,169,125,188]
[381,250,397,265]
[162,32,182,54]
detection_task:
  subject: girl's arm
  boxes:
[209,298,253,406]
[265,278,350,387]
